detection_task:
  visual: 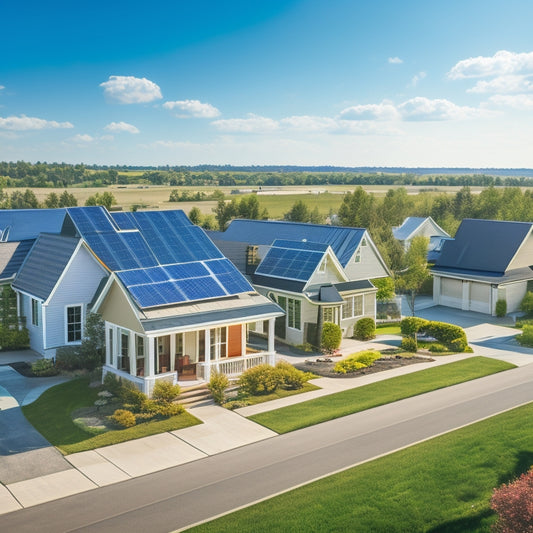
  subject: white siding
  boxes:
[20,293,45,355]
[439,278,463,309]
[45,246,107,351]
[508,233,533,270]
[344,238,388,281]
[503,282,527,313]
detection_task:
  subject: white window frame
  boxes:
[210,327,227,359]
[31,298,39,327]
[342,294,364,319]
[65,304,83,344]
[354,248,361,263]
[287,298,301,331]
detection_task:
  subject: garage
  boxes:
[438,277,462,309]
[469,282,491,314]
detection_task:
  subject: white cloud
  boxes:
[71,134,95,143]
[211,114,279,133]
[100,75,162,104]
[281,115,340,132]
[339,102,399,121]
[468,74,533,94]
[104,121,140,134]
[163,99,220,118]
[398,97,482,121]
[448,50,533,79]
[410,71,426,87]
[388,57,403,64]
[0,115,74,130]
[488,94,533,110]
[0,85,4,91]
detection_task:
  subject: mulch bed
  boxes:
[294,355,434,379]
[8,361,35,377]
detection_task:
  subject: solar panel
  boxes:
[204,258,236,275]
[165,262,209,280]
[111,212,138,230]
[273,239,329,252]
[215,272,254,294]
[175,276,226,300]
[255,247,324,281]
[68,206,116,234]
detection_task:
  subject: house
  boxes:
[432,218,533,315]
[6,207,283,394]
[393,216,450,254]
[209,219,391,346]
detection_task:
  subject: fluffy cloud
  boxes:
[410,71,426,87]
[0,85,4,90]
[211,114,279,133]
[104,121,140,134]
[448,50,533,79]
[0,115,74,130]
[388,57,403,64]
[468,74,533,94]
[71,134,95,143]
[163,99,220,118]
[488,94,533,110]
[100,76,162,104]
[398,97,482,121]
[339,102,399,121]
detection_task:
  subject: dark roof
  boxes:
[13,234,80,300]
[0,209,66,241]
[141,302,283,332]
[318,285,344,303]
[0,240,35,281]
[393,217,428,241]
[219,219,365,267]
[334,279,375,292]
[431,266,533,284]
[251,274,306,293]
[435,219,533,274]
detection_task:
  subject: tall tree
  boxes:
[44,192,59,208]
[59,190,78,207]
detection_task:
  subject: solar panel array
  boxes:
[66,207,253,309]
[255,240,327,281]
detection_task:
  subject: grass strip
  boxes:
[191,400,533,533]
[375,324,401,335]
[249,357,515,434]
[22,378,202,455]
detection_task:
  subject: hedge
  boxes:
[400,318,468,352]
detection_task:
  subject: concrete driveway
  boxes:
[0,365,73,485]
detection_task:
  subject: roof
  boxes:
[435,219,533,274]
[251,274,306,293]
[393,216,450,241]
[219,219,365,267]
[0,240,35,282]
[13,234,80,300]
[64,207,254,310]
[0,209,66,241]
[431,266,533,284]
[334,279,375,292]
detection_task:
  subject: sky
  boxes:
[1,0,533,168]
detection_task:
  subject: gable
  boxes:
[343,233,391,280]
[508,232,533,270]
[97,279,143,334]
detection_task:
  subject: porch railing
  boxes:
[196,351,274,380]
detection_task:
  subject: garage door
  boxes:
[440,278,462,309]
[470,282,491,314]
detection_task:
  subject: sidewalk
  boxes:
[1,326,533,515]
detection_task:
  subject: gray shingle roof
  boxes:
[13,234,80,300]
[435,219,533,274]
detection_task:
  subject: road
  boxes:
[2,364,533,532]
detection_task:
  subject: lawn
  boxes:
[249,357,515,434]
[375,323,401,335]
[190,401,533,533]
[22,378,202,455]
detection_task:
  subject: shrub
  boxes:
[321,322,342,353]
[334,359,367,374]
[354,317,376,341]
[517,325,533,347]
[275,360,307,390]
[520,291,533,314]
[208,370,229,404]
[401,337,418,352]
[491,468,533,532]
[224,400,251,410]
[143,400,184,417]
[495,299,507,318]
[400,317,429,337]
[427,343,448,353]
[109,409,136,428]
[238,364,281,395]
[0,326,30,350]
[31,358,59,376]
[119,383,147,413]
[102,372,122,395]
[55,346,83,370]
[354,350,381,366]
[419,320,468,352]
[152,381,181,404]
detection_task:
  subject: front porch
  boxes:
[103,319,276,395]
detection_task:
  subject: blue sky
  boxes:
[1,0,533,167]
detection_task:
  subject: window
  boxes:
[354,249,361,263]
[287,298,301,330]
[210,327,227,358]
[136,335,145,376]
[66,305,82,342]
[119,330,130,372]
[342,294,364,319]
[318,257,327,273]
[323,307,336,323]
[31,298,39,326]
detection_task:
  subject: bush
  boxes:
[427,343,448,353]
[334,359,367,374]
[517,324,533,347]
[143,400,184,417]
[400,317,429,337]
[401,337,418,352]
[55,346,95,371]
[275,360,307,390]
[208,370,229,404]
[401,318,468,352]
[102,372,122,395]
[491,468,533,532]
[31,358,59,376]
[495,299,507,318]
[321,322,342,353]
[224,400,251,410]
[354,350,381,366]
[354,317,376,341]
[520,291,533,314]
[238,364,281,395]
[119,383,147,413]
[109,409,136,428]
[0,326,30,350]
[152,381,181,404]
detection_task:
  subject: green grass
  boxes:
[22,378,202,455]
[228,381,321,407]
[249,357,515,434]
[190,401,533,533]
[375,324,401,335]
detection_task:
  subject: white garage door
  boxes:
[440,278,462,309]
[470,282,491,314]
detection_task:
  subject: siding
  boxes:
[344,239,388,280]
[45,246,107,350]
[21,293,44,354]
[509,233,533,270]
[503,281,527,313]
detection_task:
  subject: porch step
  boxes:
[178,384,212,406]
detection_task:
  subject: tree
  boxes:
[85,191,116,209]
[491,468,533,532]
[372,277,395,301]
[284,200,322,223]
[188,206,202,225]
[59,190,78,207]
[213,198,237,231]
[44,192,59,208]
[395,236,430,315]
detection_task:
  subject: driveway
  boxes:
[0,365,73,485]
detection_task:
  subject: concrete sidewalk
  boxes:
[1,322,533,515]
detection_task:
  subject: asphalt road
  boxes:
[3,364,533,532]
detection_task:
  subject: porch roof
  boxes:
[140,301,283,333]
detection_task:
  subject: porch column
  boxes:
[147,337,155,377]
[105,323,112,366]
[170,334,176,372]
[129,333,136,377]
[204,328,211,381]
[242,324,247,357]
